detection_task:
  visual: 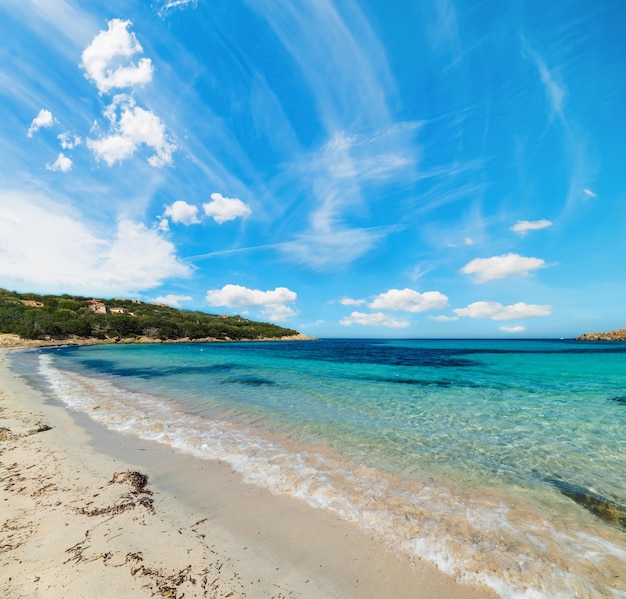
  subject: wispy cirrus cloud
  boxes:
[523,41,566,124]
[245,0,393,130]
[277,123,420,270]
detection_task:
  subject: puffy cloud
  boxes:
[0,191,190,296]
[27,109,54,137]
[152,294,193,308]
[461,253,546,283]
[369,288,448,313]
[58,132,81,149]
[454,301,551,321]
[340,311,410,328]
[80,19,153,94]
[87,95,175,167]
[205,284,297,322]
[510,219,553,236]
[500,325,525,333]
[203,193,251,224]
[164,200,200,225]
[46,153,72,172]
[98,220,191,290]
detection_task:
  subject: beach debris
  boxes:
[110,469,150,494]
[26,422,52,435]
[77,470,154,516]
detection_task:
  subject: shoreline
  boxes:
[0,348,496,599]
[0,333,315,350]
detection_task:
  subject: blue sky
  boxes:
[1,0,624,338]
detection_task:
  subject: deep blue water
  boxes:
[11,339,626,599]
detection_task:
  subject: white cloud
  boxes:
[80,19,153,94]
[281,227,392,271]
[583,188,596,199]
[159,0,197,13]
[27,109,54,137]
[152,294,193,308]
[46,153,72,172]
[500,326,525,333]
[461,253,546,283]
[464,237,475,246]
[164,200,200,225]
[454,301,551,321]
[428,315,459,322]
[340,297,366,306]
[88,95,175,167]
[205,284,297,322]
[58,132,81,149]
[203,193,251,224]
[340,311,410,328]
[369,288,448,313]
[0,191,190,296]
[510,219,553,236]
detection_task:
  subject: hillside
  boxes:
[0,288,301,344]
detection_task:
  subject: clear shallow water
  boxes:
[11,339,626,598]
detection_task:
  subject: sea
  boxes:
[9,338,626,599]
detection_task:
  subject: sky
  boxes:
[1,0,624,338]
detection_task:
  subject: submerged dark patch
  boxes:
[546,478,626,531]
[221,376,275,386]
[609,395,626,405]
[373,377,453,387]
[75,359,238,379]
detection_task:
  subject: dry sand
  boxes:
[0,348,497,598]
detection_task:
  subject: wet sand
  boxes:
[0,349,497,598]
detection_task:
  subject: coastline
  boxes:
[0,348,496,599]
[0,333,315,350]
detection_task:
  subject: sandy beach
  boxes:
[0,347,497,599]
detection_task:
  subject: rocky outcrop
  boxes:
[575,329,626,341]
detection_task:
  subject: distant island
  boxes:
[575,329,626,341]
[0,288,308,347]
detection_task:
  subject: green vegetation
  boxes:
[0,288,299,342]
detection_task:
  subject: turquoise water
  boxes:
[11,339,626,598]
